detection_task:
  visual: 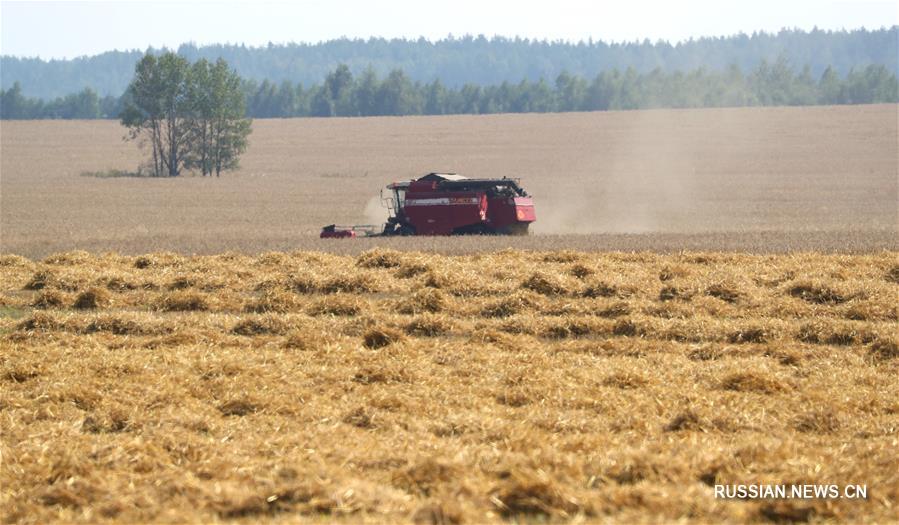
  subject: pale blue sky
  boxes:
[1,0,896,59]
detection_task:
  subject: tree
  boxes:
[311,64,354,116]
[309,86,333,117]
[120,53,192,176]
[0,82,30,118]
[206,59,252,176]
[120,53,251,177]
[185,59,214,176]
[791,65,817,105]
[842,65,898,104]
[100,94,124,118]
[818,66,841,104]
[376,69,420,115]
[355,67,380,116]
[525,79,555,112]
[457,84,482,114]
[584,71,616,111]
[424,79,447,115]
[276,80,297,117]
[555,71,587,111]
[749,58,795,106]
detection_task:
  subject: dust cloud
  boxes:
[363,194,389,227]
[532,110,705,234]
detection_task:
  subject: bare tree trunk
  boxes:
[201,121,209,176]
[155,120,163,177]
[151,119,163,177]
[150,122,159,177]
[214,121,223,177]
[168,110,178,177]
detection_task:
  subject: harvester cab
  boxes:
[320,172,536,238]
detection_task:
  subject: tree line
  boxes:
[243,61,898,117]
[0,83,120,119]
[2,60,896,120]
[2,27,896,100]
[118,54,251,177]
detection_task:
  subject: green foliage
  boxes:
[238,62,896,117]
[841,65,898,104]
[3,61,897,121]
[121,53,194,177]
[118,53,252,177]
[185,59,251,176]
[0,82,100,119]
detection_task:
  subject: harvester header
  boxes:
[321,172,536,238]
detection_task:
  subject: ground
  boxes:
[1,105,896,257]
[1,249,897,523]
[1,106,897,523]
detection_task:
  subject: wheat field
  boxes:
[1,105,897,257]
[2,249,897,524]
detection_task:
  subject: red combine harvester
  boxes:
[320,172,536,238]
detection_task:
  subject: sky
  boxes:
[1,0,896,59]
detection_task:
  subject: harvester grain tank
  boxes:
[320,172,536,238]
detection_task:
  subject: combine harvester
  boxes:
[321,172,536,238]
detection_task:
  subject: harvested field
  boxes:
[1,249,898,523]
[1,104,897,257]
